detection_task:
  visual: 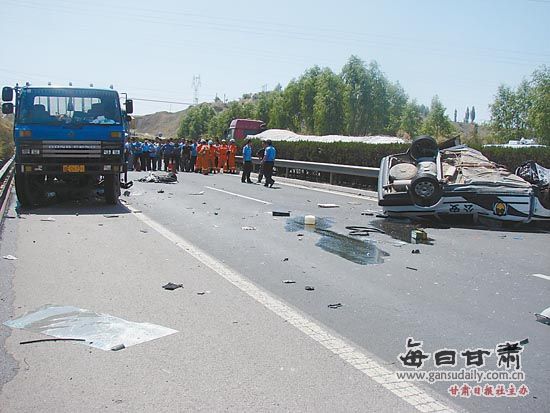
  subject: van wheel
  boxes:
[409,174,442,207]
[104,175,120,205]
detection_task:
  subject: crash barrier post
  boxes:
[0,156,15,219]
[236,156,379,187]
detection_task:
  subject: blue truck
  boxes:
[1,84,133,206]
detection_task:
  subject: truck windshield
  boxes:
[16,88,122,126]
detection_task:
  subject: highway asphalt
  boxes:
[0,169,549,412]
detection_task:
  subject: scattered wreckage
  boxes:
[378,136,550,223]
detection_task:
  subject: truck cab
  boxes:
[227,119,266,141]
[1,85,133,206]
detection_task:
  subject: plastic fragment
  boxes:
[272,211,290,216]
[111,344,126,351]
[305,286,315,291]
[406,266,418,271]
[2,255,17,260]
[318,203,340,208]
[411,249,421,254]
[162,282,183,291]
[282,280,296,284]
[241,226,256,230]
[327,303,342,309]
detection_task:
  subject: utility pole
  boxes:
[192,75,201,105]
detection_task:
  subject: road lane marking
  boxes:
[529,273,550,281]
[126,203,455,413]
[205,186,272,205]
[277,181,378,202]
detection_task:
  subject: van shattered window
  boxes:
[17,88,122,125]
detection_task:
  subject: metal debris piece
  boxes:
[189,191,205,195]
[282,280,296,284]
[40,217,56,222]
[327,303,342,309]
[140,229,148,233]
[157,189,164,193]
[411,249,421,254]
[305,286,315,291]
[103,214,119,218]
[318,203,340,208]
[123,190,131,197]
[241,226,256,231]
[272,211,291,216]
[406,266,418,271]
[283,257,289,261]
[162,282,183,291]
[535,307,550,325]
[2,255,17,260]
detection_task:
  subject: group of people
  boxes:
[125,137,277,186]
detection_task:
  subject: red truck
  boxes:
[227,119,266,141]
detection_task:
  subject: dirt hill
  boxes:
[132,109,187,139]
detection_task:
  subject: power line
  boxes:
[131,98,193,105]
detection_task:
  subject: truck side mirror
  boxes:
[1,102,13,114]
[2,86,14,102]
[125,99,133,114]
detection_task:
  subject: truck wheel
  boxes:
[104,175,120,205]
[14,172,44,207]
[409,173,442,207]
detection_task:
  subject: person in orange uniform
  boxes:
[208,140,217,174]
[218,139,228,173]
[227,138,237,174]
[197,139,209,175]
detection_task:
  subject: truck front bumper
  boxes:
[17,162,123,175]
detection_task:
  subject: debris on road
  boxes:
[120,181,133,189]
[406,266,418,271]
[347,201,361,205]
[2,255,17,260]
[189,191,205,195]
[137,172,177,183]
[196,291,211,295]
[157,189,165,193]
[140,229,148,233]
[3,305,177,351]
[283,257,289,261]
[123,190,131,197]
[282,280,296,284]
[241,226,256,231]
[529,273,550,281]
[272,211,291,216]
[361,211,374,216]
[305,286,315,291]
[40,217,56,222]
[103,214,119,218]
[411,249,421,254]
[346,226,386,236]
[318,203,340,208]
[535,307,550,325]
[20,338,86,345]
[162,282,183,291]
[327,303,342,309]
[111,344,126,351]
[411,229,428,244]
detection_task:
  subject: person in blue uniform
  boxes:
[263,139,276,188]
[241,139,253,183]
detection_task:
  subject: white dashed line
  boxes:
[127,204,456,413]
[529,273,550,281]
[205,186,272,204]
[277,181,378,202]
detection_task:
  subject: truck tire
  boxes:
[409,173,442,207]
[410,135,438,160]
[14,172,44,207]
[104,174,120,205]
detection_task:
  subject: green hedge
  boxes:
[249,139,550,171]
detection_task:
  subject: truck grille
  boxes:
[42,141,102,158]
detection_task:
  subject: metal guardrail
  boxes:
[0,156,15,217]
[236,156,379,184]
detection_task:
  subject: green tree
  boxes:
[490,83,531,142]
[464,107,470,123]
[470,106,476,123]
[528,66,550,145]
[399,100,423,138]
[421,96,454,139]
[385,81,408,135]
[299,66,321,134]
[454,109,457,122]
[313,68,346,135]
[341,55,369,135]
[178,103,217,139]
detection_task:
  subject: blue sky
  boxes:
[1,0,549,123]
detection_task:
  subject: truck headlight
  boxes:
[103,149,112,155]
[112,149,120,155]
[22,149,30,155]
[31,149,40,155]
